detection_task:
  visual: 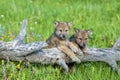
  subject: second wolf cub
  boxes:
[46,21,80,63]
[70,28,92,55]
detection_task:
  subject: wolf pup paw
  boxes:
[70,46,79,53]
[72,57,81,63]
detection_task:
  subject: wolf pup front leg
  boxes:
[57,45,81,63]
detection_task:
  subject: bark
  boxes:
[0,19,120,73]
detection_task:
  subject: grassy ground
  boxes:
[0,0,120,80]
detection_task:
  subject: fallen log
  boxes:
[0,19,120,73]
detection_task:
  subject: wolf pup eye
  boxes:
[59,29,62,32]
[85,38,88,40]
[65,30,68,32]
[79,38,82,40]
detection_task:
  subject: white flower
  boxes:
[34,21,37,24]
[20,21,22,24]
[30,27,33,30]
[30,0,32,3]
[1,15,4,18]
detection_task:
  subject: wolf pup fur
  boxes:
[46,21,80,63]
[70,28,92,55]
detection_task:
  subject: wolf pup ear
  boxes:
[67,22,72,29]
[54,21,59,28]
[74,28,80,34]
[86,30,92,37]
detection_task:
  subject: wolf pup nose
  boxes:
[61,34,66,39]
[80,43,86,48]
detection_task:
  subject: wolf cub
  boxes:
[70,28,92,55]
[46,21,80,63]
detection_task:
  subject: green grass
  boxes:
[0,0,120,80]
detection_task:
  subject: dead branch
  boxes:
[0,19,120,73]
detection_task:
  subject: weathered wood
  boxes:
[0,19,120,73]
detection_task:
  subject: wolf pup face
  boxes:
[54,21,72,40]
[74,28,92,48]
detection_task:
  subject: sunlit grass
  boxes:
[0,0,120,80]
